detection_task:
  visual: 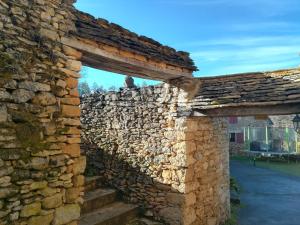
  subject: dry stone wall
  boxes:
[81,86,230,225]
[0,0,85,224]
[1,0,230,224]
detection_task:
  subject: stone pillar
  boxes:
[0,0,84,224]
[181,117,230,225]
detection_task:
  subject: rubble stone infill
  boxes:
[80,86,230,225]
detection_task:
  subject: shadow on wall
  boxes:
[79,87,230,225]
[81,142,184,225]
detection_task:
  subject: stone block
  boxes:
[28,213,54,225]
[39,187,58,197]
[61,105,81,118]
[63,144,80,157]
[53,204,80,225]
[18,81,51,92]
[62,127,81,135]
[42,193,63,209]
[66,60,82,72]
[0,176,11,187]
[12,89,35,103]
[0,187,18,199]
[65,187,81,203]
[66,77,78,89]
[0,166,13,177]
[30,181,48,190]
[72,175,84,187]
[67,137,81,144]
[69,88,80,97]
[30,157,49,170]
[61,98,80,106]
[166,193,184,206]
[159,207,182,225]
[20,202,41,217]
[59,68,81,78]
[0,105,7,122]
[40,28,58,41]
[32,92,57,106]
[72,156,86,175]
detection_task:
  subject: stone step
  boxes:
[84,176,103,192]
[82,188,117,214]
[127,218,165,225]
[79,202,139,225]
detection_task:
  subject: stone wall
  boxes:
[81,86,230,225]
[229,143,245,155]
[0,0,85,224]
[1,1,230,224]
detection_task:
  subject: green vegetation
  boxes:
[231,155,300,177]
[11,110,48,154]
[222,177,241,225]
[223,204,240,225]
[0,52,17,79]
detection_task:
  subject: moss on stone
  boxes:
[0,52,15,79]
[56,126,70,135]
[10,110,49,154]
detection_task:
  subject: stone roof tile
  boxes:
[71,10,198,71]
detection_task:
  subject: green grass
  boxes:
[231,156,300,177]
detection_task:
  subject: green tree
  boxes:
[108,85,117,91]
[92,82,106,93]
[92,82,99,91]
[78,81,91,96]
[141,81,148,87]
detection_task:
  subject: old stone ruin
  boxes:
[80,85,229,225]
[0,0,299,225]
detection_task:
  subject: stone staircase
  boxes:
[79,176,163,225]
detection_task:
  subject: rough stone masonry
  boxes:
[2,0,298,224]
[0,0,229,224]
[0,0,85,224]
[80,85,230,225]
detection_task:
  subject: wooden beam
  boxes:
[61,37,192,81]
[192,103,300,117]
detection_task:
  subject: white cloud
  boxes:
[230,22,299,32]
[189,35,300,75]
[192,45,300,62]
[200,59,299,76]
[183,35,300,48]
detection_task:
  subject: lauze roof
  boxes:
[68,9,300,116]
[191,68,300,116]
[72,10,197,72]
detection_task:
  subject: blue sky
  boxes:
[75,0,300,88]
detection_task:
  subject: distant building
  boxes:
[228,115,299,155]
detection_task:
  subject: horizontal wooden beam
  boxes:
[61,37,193,81]
[192,103,300,117]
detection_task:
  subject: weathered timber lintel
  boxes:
[192,103,300,117]
[61,37,192,81]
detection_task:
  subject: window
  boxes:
[229,117,238,124]
[236,133,244,144]
[230,133,236,142]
